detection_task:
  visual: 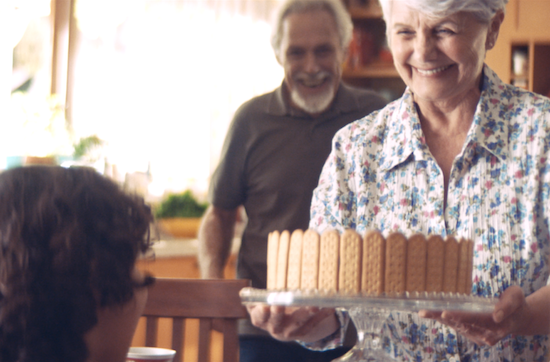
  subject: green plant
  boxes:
[73,135,104,159]
[155,190,208,218]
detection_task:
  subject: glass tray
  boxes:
[240,288,498,313]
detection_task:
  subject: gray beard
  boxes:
[290,87,335,115]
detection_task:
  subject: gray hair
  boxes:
[379,0,508,25]
[271,0,353,59]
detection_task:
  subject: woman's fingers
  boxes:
[441,310,494,326]
[493,285,524,323]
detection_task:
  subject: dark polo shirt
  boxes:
[208,82,386,335]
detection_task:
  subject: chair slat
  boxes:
[197,318,212,362]
[145,316,158,347]
[222,319,239,362]
[171,317,185,362]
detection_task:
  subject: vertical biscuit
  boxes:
[442,236,459,293]
[275,230,291,290]
[301,229,320,290]
[266,231,279,290]
[361,230,385,295]
[466,238,474,294]
[406,233,427,293]
[318,229,340,292]
[385,232,407,294]
[286,229,304,290]
[425,235,445,293]
[456,237,473,295]
[338,229,362,294]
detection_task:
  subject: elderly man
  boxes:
[197,0,387,361]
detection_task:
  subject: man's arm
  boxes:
[197,205,238,278]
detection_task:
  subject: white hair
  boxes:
[270,0,353,59]
[379,0,509,25]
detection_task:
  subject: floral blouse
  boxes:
[309,65,550,362]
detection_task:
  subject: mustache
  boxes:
[294,71,331,82]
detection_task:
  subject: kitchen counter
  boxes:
[147,237,241,258]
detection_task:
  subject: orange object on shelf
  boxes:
[345,27,375,70]
[379,46,393,63]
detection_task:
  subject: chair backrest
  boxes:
[141,278,250,362]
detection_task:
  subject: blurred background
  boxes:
[2,0,285,203]
[4,0,548,206]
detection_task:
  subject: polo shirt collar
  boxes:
[266,81,363,120]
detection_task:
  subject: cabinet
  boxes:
[507,43,550,95]
[341,0,406,101]
[485,0,550,97]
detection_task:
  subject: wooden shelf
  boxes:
[348,6,383,19]
[342,0,405,100]
[344,61,399,78]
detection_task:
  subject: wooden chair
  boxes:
[141,278,250,362]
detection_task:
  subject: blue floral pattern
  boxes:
[310,65,550,362]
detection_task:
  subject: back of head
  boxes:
[271,0,353,58]
[0,166,153,362]
[379,0,509,24]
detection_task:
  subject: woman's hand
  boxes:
[247,304,340,343]
[419,286,528,346]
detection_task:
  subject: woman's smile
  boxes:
[414,64,453,76]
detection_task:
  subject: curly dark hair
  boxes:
[0,166,154,362]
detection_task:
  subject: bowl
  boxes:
[126,347,176,362]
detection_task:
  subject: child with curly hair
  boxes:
[0,166,154,362]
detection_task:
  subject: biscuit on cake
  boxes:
[425,234,445,293]
[456,237,473,294]
[339,229,362,294]
[266,231,279,290]
[275,230,291,289]
[442,236,459,293]
[362,230,386,294]
[385,232,407,294]
[318,229,340,292]
[286,229,304,290]
[301,229,320,290]
[406,233,427,293]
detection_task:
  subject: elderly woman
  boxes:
[0,166,154,362]
[248,0,550,361]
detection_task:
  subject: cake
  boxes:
[266,229,474,295]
